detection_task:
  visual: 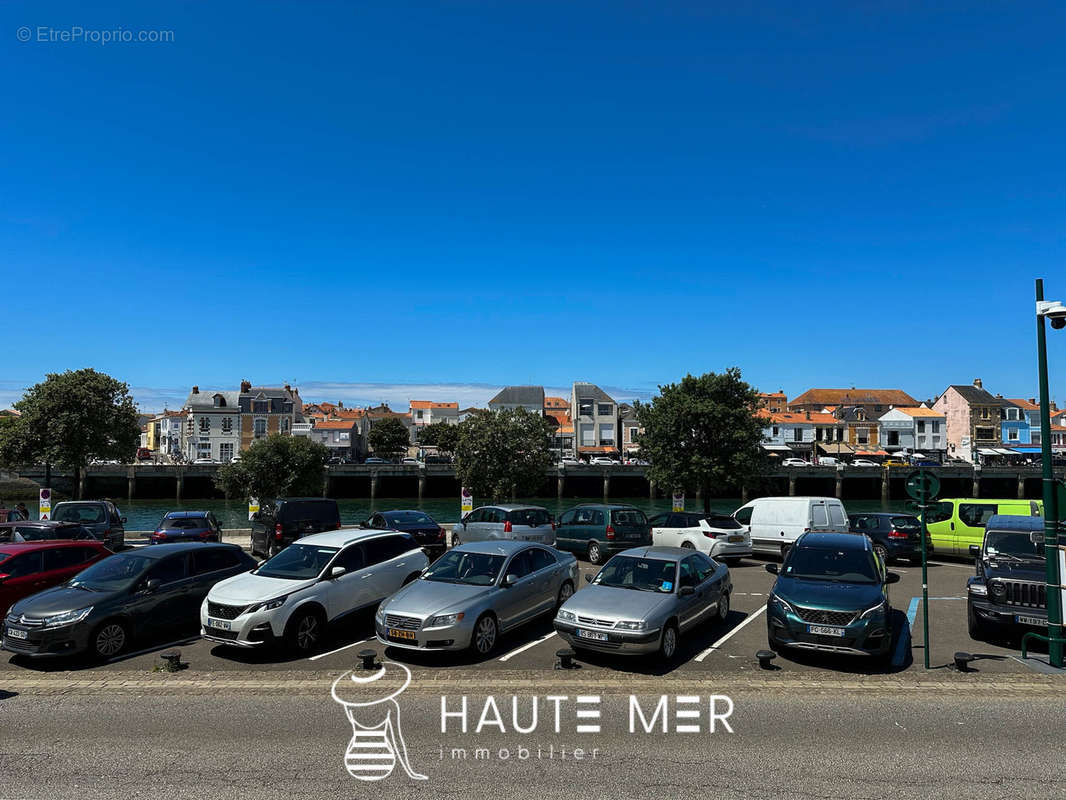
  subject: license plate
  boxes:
[727,535,743,543]
[6,627,28,640]
[1016,615,1047,627]
[207,618,231,631]
[807,625,845,637]
[577,629,609,642]
[388,629,417,641]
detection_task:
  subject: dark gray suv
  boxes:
[50,501,126,551]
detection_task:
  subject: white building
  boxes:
[183,387,241,462]
[571,382,618,458]
[409,401,459,433]
[877,407,946,458]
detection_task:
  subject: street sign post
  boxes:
[461,487,473,516]
[248,497,259,521]
[672,491,685,512]
[39,487,51,521]
[905,468,939,669]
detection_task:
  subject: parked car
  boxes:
[554,546,732,661]
[559,457,580,465]
[453,505,555,547]
[732,496,849,558]
[847,512,931,565]
[0,521,98,544]
[250,497,342,558]
[817,457,840,466]
[364,457,387,464]
[882,459,909,468]
[649,511,752,564]
[50,501,126,551]
[375,541,578,655]
[401,457,420,465]
[192,458,217,465]
[781,458,810,467]
[0,540,112,615]
[922,498,1042,557]
[2,543,254,660]
[554,504,651,565]
[589,457,619,465]
[202,529,427,654]
[136,447,152,461]
[365,510,447,559]
[764,532,899,660]
[424,455,452,465]
[151,511,223,544]
[849,459,880,468]
[966,515,1049,641]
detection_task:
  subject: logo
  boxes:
[331,659,426,782]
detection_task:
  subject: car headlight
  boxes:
[41,607,93,629]
[615,620,647,631]
[428,613,464,627]
[247,596,288,614]
[968,583,988,597]
[859,600,887,620]
[556,609,576,623]
[375,605,385,624]
[769,593,796,615]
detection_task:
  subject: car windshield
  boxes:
[890,516,920,532]
[256,544,339,579]
[423,551,505,586]
[70,554,155,591]
[985,531,1044,561]
[388,511,433,525]
[13,526,58,541]
[593,556,677,593]
[161,517,206,530]
[54,504,105,524]
[784,547,880,584]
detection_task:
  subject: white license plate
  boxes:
[6,627,28,640]
[1016,615,1047,627]
[807,625,845,637]
[727,535,744,543]
[577,629,609,642]
[207,618,232,631]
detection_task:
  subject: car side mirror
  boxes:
[121,517,127,524]
[969,545,981,558]
[502,573,518,587]
[330,566,346,579]
[143,578,162,593]
[584,573,593,583]
[765,564,779,575]
[0,574,8,584]
[885,572,901,585]
[678,585,695,597]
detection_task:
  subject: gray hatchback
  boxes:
[554,546,731,661]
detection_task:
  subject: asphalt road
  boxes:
[2,552,1051,679]
[2,680,1064,800]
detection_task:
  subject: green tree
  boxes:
[635,368,766,513]
[215,434,329,502]
[0,369,140,498]
[455,407,553,501]
[367,417,411,460]
[418,421,460,454]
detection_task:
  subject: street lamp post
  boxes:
[1034,278,1064,668]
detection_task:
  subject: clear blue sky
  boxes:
[3,1,1065,410]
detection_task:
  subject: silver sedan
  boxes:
[375,540,578,656]
[554,546,731,661]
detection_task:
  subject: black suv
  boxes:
[967,514,1049,641]
[250,498,341,558]
[847,512,931,565]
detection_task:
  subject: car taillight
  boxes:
[199,530,213,539]
[551,521,556,532]
[888,529,908,539]
[437,527,445,540]
[606,525,615,540]
[275,523,283,541]
[504,520,512,533]
[151,531,165,540]
[335,521,342,529]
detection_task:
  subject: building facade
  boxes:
[571,382,619,457]
[788,388,920,416]
[488,386,546,414]
[183,388,241,462]
[410,401,459,433]
[237,382,303,451]
[931,380,1003,463]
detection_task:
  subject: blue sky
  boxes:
[2,1,1065,410]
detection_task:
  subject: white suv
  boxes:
[201,529,428,654]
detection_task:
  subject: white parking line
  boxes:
[694,606,767,662]
[498,631,557,662]
[309,637,373,662]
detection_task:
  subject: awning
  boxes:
[1009,447,1042,453]
[577,446,619,453]
[977,448,999,456]
[855,450,889,456]
[818,442,856,454]
[762,444,793,452]
[996,448,1021,456]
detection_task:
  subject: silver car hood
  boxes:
[561,584,671,621]
[382,579,496,617]
[208,571,312,605]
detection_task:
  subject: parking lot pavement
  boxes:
[1,554,1051,680]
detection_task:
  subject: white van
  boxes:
[732,496,849,557]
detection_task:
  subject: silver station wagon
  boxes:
[554,546,732,661]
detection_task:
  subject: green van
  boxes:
[923,498,1042,556]
[554,503,652,565]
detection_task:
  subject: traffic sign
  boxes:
[672,491,685,512]
[905,470,940,502]
[39,487,51,520]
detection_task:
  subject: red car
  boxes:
[0,541,112,615]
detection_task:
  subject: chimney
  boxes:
[240,380,251,393]
[805,410,811,420]
[1029,398,1037,405]
[191,385,199,394]
[973,378,983,389]
[284,383,291,393]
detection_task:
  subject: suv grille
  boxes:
[794,606,855,626]
[207,602,247,620]
[385,614,421,630]
[990,580,1047,608]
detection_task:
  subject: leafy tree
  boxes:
[367,417,411,460]
[418,421,460,454]
[215,434,328,502]
[455,407,553,501]
[0,369,140,498]
[635,368,766,513]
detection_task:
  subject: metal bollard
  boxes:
[555,648,577,670]
[756,649,777,670]
[953,652,976,672]
[359,648,379,670]
[160,650,184,672]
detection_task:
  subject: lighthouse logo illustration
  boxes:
[331,659,427,782]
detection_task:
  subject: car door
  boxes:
[496,548,538,630]
[555,509,577,551]
[676,555,707,631]
[40,546,92,594]
[955,503,997,556]
[923,501,954,554]
[360,535,418,604]
[648,513,671,547]
[692,552,723,623]
[188,547,245,611]
[130,554,191,636]
[0,551,45,611]
[319,543,373,621]
[459,508,484,542]
[525,547,559,617]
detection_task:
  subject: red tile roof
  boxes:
[789,388,919,407]
[758,410,840,425]
[315,419,358,430]
[409,401,459,410]
[544,396,569,409]
[1006,398,1041,411]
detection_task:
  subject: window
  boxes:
[678,556,700,588]
[578,400,594,417]
[221,417,233,433]
[508,508,552,527]
[505,549,535,580]
[580,423,595,446]
[591,510,605,526]
[529,548,556,571]
[828,504,847,527]
[416,410,424,419]
[812,504,829,527]
[199,417,210,433]
[1007,408,1020,420]
[364,534,416,564]
[772,426,779,437]
[887,431,899,446]
[1033,431,1042,445]
[2,552,42,577]
[334,545,366,573]
[558,510,576,525]
[925,502,953,524]
[42,548,89,572]
[1008,428,1020,442]
[793,428,803,442]
[599,423,614,445]
[253,400,270,413]
[213,394,226,408]
[254,418,267,438]
[981,408,990,420]
[917,421,926,433]
[917,435,927,447]
[692,552,716,582]
[191,548,240,575]
[144,555,187,586]
[196,443,211,458]
[959,504,997,528]
[733,507,753,526]
[874,405,883,412]
[975,427,995,441]
[932,422,941,433]
[281,418,290,435]
[219,443,234,462]
[598,404,612,416]
[339,432,349,441]
[856,428,869,445]
[628,427,639,443]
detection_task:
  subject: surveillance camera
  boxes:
[1037,300,1066,328]
[1053,316,1066,330]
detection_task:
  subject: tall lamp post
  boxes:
[1034,278,1065,668]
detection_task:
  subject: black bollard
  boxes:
[359,649,379,670]
[756,649,777,670]
[555,648,577,670]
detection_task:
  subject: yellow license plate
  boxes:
[387,629,416,640]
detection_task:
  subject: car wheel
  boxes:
[873,544,889,565]
[451,532,461,547]
[780,544,791,560]
[659,622,679,662]
[287,608,325,654]
[471,614,498,656]
[680,542,695,549]
[92,620,129,660]
[587,541,604,565]
[555,580,575,611]
[717,591,730,623]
